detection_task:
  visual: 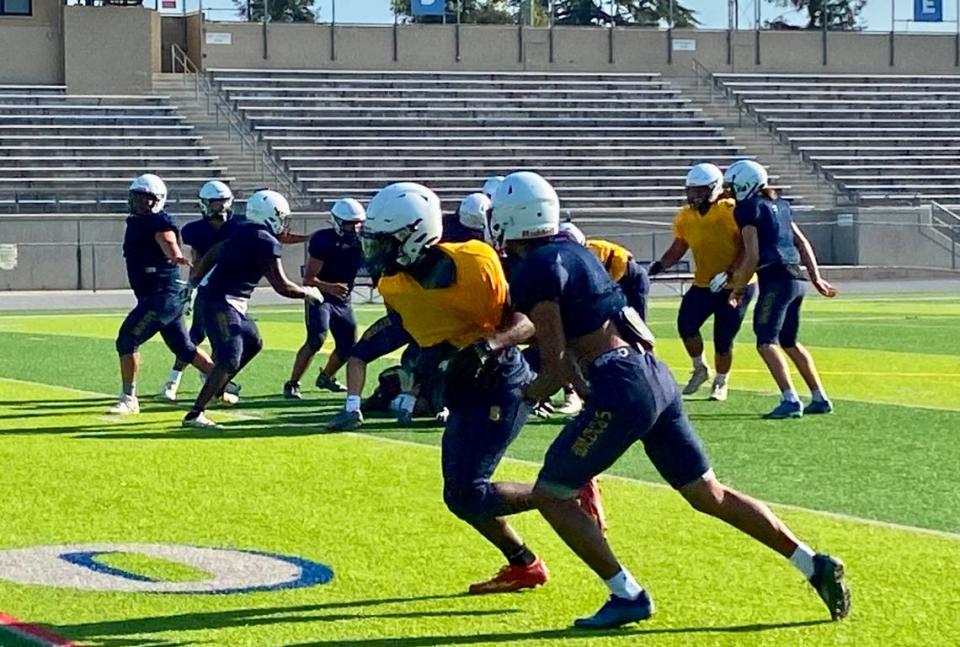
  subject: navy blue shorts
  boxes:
[116,291,196,363]
[753,275,805,347]
[441,380,531,519]
[202,300,263,375]
[619,260,651,320]
[537,348,711,496]
[305,299,357,357]
[351,312,412,363]
[677,284,755,354]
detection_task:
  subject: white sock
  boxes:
[604,568,643,600]
[692,354,707,370]
[714,372,728,386]
[781,389,800,404]
[345,395,361,413]
[811,388,828,402]
[789,543,817,579]
[167,370,183,385]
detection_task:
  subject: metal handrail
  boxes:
[169,43,307,206]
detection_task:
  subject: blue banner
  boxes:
[914,0,943,22]
[412,0,445,17]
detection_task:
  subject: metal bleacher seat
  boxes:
[0,87,228,213]
[713,72,960,206]
[209,68,764,212]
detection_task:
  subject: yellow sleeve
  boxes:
[672,209,686,241]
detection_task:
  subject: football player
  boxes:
[284,198,366,399]
[182,190,323,428]
[492,171,850,629]
[555,221,649,416]
[109,174,214,415]
[442,192,490,244]
[649,163,756,402]
[161,180,237,403]
[724,160,837,418]
[360,181,549,595]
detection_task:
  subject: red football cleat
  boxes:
[578,477,608,536]
[467,557,549,595]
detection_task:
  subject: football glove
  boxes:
[708,271,730,293]
[445,341,496,387]
[302,286,325,303]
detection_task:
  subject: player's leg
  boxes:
[677,286,714,394]
[111,298,165,414]
[754,277,802,418]
[664,405,850,619]
[183,304,245,428]
[443,376,543,594]
[316,302,356,392]
[162,292,208,401]
[327,314,411,430]
[286,300,328,399]
[709,283,755,401]
[533,350,661,628]
[778,288,832,414]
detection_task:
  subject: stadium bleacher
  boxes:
[208,69,774,212]
[0,85,232,213]
[713,73,960,208]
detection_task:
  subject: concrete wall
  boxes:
[63,6,159,94]
[0,0,63,85]
[196,22,960,76]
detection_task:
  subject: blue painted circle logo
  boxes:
[0,544,333,594]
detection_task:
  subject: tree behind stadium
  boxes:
[391,0,697,27]
[768,0,866,30]
[235,0,317,22]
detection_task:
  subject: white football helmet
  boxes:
[481,175,505,199]
[330,197,366,237]
[458,192,491,232]
[362,182,442,275]
[723,160,769,201]
[558,221,586,246]
[129,173,167,214]
[685,163,724,204]
[245,189,291,235]
[198,180,234,219]
[489,171,560,247]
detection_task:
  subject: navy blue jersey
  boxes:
[201,223,282,300]
[307,228,364,303]
[734,196,801,276]
[182,218,231,258]
[123,210,180,297]
[442,216,485,244]
[510,236,625,341]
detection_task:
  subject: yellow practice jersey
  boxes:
[586,239,632,283]
[672,198,754,288]
[377,241,507,349]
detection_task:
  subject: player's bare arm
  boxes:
[791,222,837,298]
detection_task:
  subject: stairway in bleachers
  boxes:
[713,73,960,208]
[0,85,232,214]
[209,69,772,214]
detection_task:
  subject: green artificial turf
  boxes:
[0,294,957,646]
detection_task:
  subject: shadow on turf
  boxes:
[283,618,833,647]
[48,593,518,643]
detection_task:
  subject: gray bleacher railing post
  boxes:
[393,8,399,62]
[821,1,828,66]
[518,19,524,64]
[548,0,554,63]
[889,0,895,67]
[330,0,336,62]
[76,221,82,291]
[91,243,97,293]
[455,0,461,63]
[956,0,959,67]
[753,0,760,65]
[262,16,269,60]
[666,0,673,65]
